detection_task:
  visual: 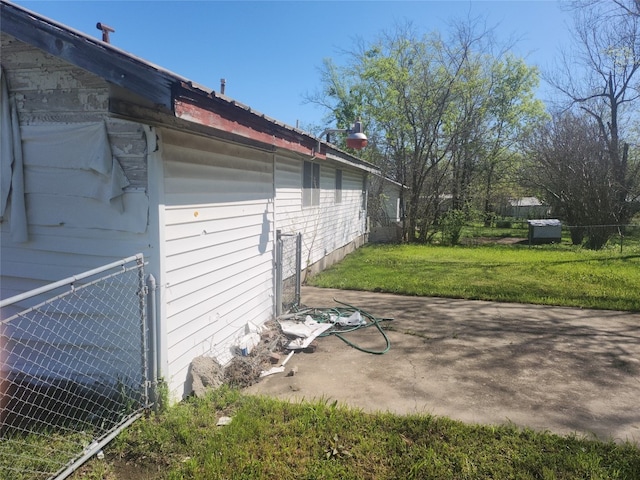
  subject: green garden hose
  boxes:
[293,299,393,355]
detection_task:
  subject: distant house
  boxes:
[0,1,379,400]
[506,197,550,219]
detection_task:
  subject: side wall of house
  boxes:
[274,154,367,277]
[0,34,152,302]
[159,128,275,399]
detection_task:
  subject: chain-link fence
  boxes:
[561,223,640,252]
[275,231,301,315]
[455,221,640,252]
[0,254,151,480]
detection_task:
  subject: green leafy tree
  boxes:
[448,53,547,225]
[308,21,545,243]
[440,208,467,245]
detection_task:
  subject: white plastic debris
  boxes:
[281,351,295,366]
[245,321,263,335]
[337,311,365,326]
[260,366,285,377]
[259,350,294,377]
[279,316,316,338]
[279,317,332,350]
[217,416,233,426]
[237,332,261,356]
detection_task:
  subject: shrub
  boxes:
[440,209,467,245]
[496,219,512,229]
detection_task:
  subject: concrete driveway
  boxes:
[246,286,640,444]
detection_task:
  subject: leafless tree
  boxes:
[548,0,640,225]
[570,0,639,18]
[522,111,624,248]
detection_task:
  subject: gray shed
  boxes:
[527,219,562,244]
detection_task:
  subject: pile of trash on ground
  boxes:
[189,300,393,396]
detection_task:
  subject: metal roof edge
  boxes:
[325,152,380,175]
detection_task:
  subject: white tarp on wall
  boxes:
[0,66,28,242]
[13,121,147,234]
[20,122,130,210]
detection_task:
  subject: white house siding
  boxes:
[275,154,366,274]
[160,129,274,398]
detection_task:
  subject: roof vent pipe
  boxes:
[96,22,115,43]
[220,78,226,95]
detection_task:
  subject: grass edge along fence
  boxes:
[443,221,640,252]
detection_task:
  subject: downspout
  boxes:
[272,150,278,317]
[143,125,169,396]
[146,273,158,407]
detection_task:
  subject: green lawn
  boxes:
[307,244,640,311]
[69,387,639,480]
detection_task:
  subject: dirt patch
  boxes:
[109,456,165,480]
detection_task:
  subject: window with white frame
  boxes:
[303,161,320,207]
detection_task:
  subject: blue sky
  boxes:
[13,1,573,130]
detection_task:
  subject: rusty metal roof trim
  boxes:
[174,81,317,148]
